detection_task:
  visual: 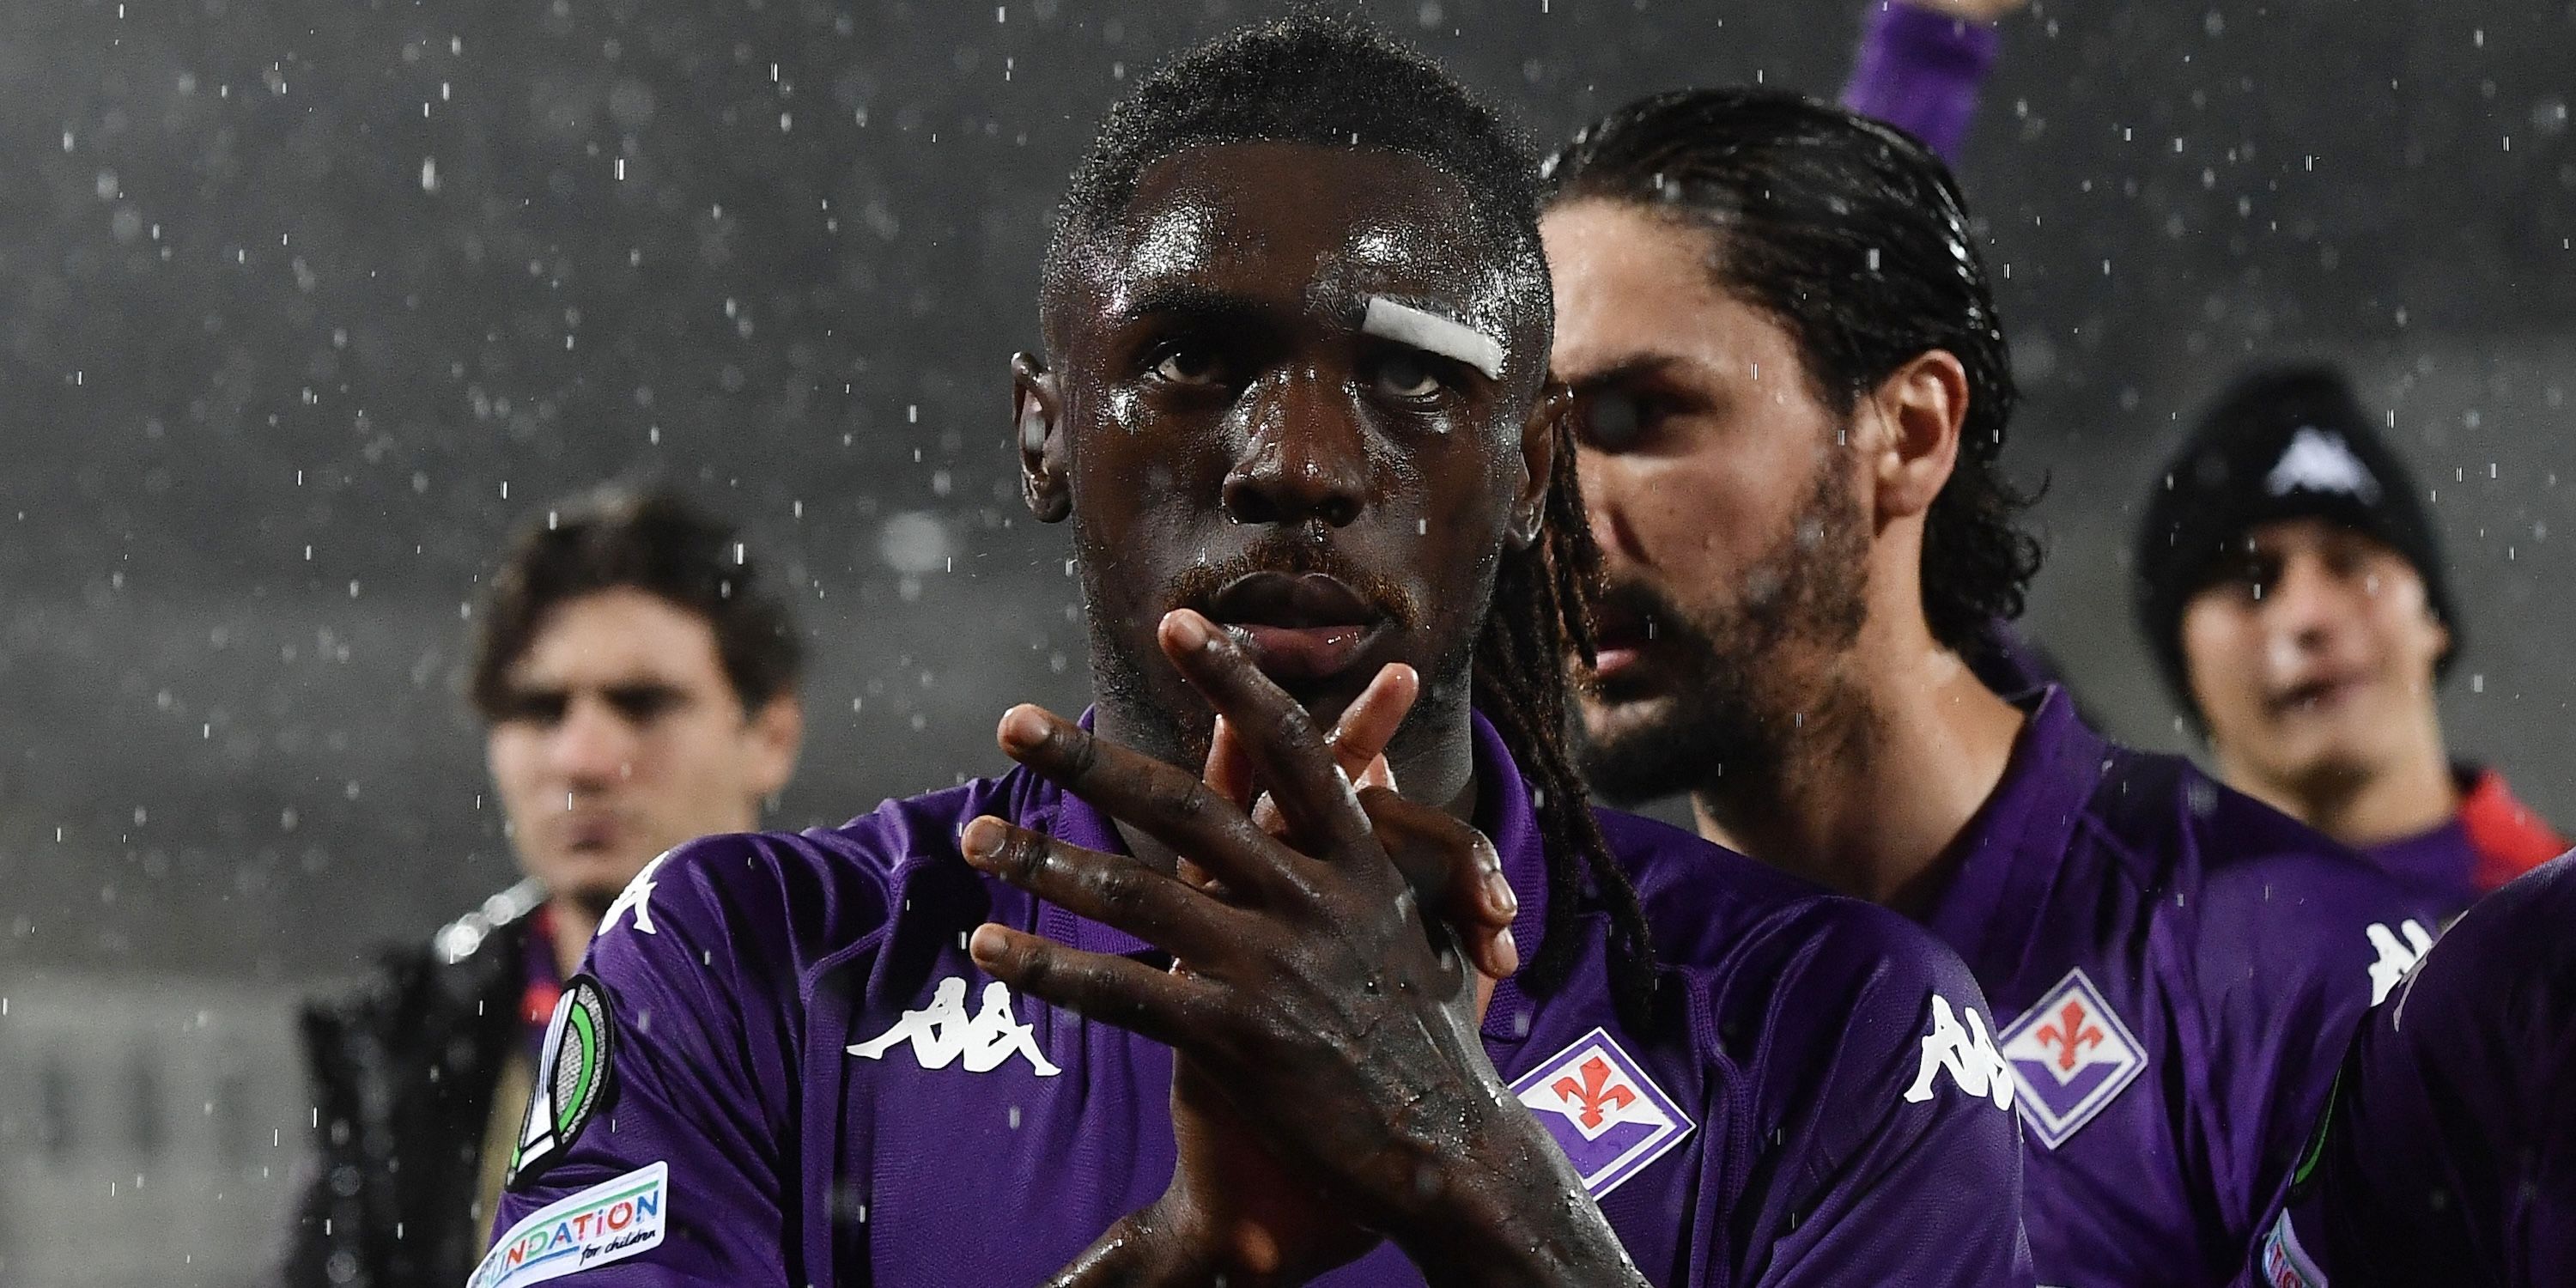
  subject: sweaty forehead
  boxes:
[1077,140,1526,342]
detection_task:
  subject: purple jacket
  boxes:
[483,714,2036,1287]
[1922,690,2451,1286]
[2257,853,2576,1288]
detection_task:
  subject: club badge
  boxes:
[1997,967,2148,1148]
[1510,1027,1693,1199]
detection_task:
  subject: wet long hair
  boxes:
[1545,88,2041,657]
[1045,13,1660,1030]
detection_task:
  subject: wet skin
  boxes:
[985,142,1647,1286]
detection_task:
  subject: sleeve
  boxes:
[2263,863,2576,1288]
[1838,1,2006,162]
[2186,844,2438,1252]
[474,839,807,1288]
[1730,906,2036,1288]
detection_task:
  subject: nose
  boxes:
[548,696,635,790]
[1221,370,1369,529]
[2263,550,2349,651]
[1571,443,1640,569]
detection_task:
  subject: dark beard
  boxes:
[1571,456,1870,807]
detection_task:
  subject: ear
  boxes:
[743,692,805,803]
[1014,352,1070,524]
[1507,383,1570,550]
[1863,349,1969,524]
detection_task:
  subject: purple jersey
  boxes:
[2257,852,2576,1288]
[2364,766,2566,914]
[483,714,2035,1287]
[1840,0,2003,161]
[1920,690,2452,1286]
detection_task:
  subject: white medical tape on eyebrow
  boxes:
[1361,296,1506,380]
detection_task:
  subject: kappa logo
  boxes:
[1905,993,2014,1112]
[848,975,1062,1077]
[1509,1028,1692,1198]
[1996,969,2147,1149]
[471,1161,669,1288]
[599,852,667,938]
[2366,918,2434,1006]
[2266,427,2382,504]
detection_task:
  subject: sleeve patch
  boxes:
[471,1161,669,1288]
[507,974,617,1190]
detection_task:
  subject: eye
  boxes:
[1576,389,1649,452]
[1374,353,1445,401]
[1151,345,1226,388]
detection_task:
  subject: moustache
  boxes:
[1163,542,1423,634]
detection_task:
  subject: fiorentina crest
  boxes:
[1997,968,2148,1149]
[1510,1028,1692,1199]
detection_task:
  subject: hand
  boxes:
[1899,0,2030,21]
[969,610,1643,1287]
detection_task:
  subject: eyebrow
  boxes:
[1558,351,1691,392]
[1109,281,1283,332]
[1360,297,1505,380]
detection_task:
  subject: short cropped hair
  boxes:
[1543,88,2040,657]
[469,488,802,720]
[1041,11,1550,352]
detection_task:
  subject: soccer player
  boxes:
[483,17,2034,1288]
[1542,90,2451,1285]
[2254,851,2576,1288]
[288,488,804,1287]
[2135,363,2565,913]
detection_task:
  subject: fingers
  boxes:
[1358,786,1520,981]
[961,816,1238,960]
[1325,663,1418,787]
[969,923,1212,1050]
[997,706,1297,898]
[1159,610,1372,854]
[1244,663,1418,835]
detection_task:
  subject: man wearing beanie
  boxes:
[2137,362,2564,914]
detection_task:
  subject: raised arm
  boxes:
[1839,0,2028,162]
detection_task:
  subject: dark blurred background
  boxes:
[0,0,2569,1279]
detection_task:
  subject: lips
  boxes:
[2269,671,2370,717]
[1205,571,1388,683]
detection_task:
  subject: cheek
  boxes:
[487,732,544,796]
[2180,611,2268,713]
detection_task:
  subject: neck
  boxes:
[546,896,600,981]
[1691,611,2025,916]
[2221,721,2458,850]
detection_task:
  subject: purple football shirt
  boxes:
[483,713,2036,1287]
[2257,852,2576,1288]
[1919,689,2452,1287]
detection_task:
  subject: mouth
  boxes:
[2268,671,2370,717]
[559,812,626,854]
[1203,571,1390,684]
[1587,598,1659,684]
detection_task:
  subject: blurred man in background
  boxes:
[2135,364,2564,914]
[1542,89,2445,1285]
[283,487,803,1288]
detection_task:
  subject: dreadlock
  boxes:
[1045,10,1662,1033]
[1473,412,1660,1034]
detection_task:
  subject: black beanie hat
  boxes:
[2133,362,2461,717]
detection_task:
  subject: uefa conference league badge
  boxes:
[1996,967,2148,1149]
[1510,1028,1693,1199]
[507,974,617,1190]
